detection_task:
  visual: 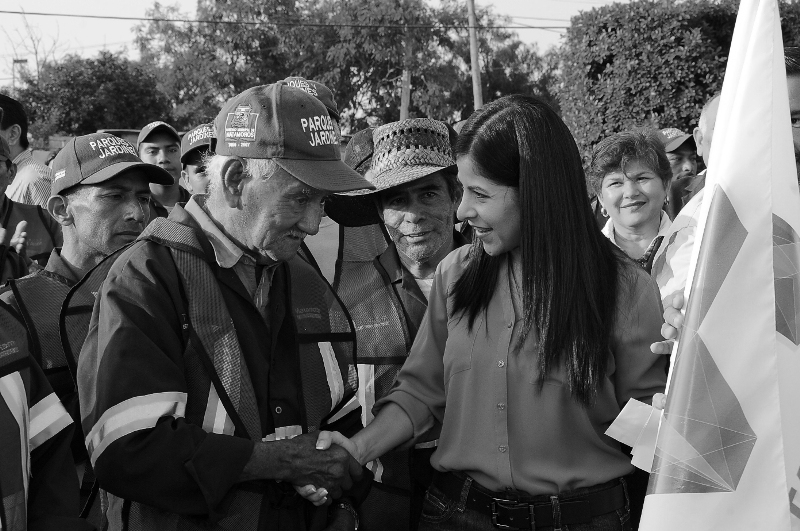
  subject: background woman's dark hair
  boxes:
[587,128,672,195]
[451,94,627,407]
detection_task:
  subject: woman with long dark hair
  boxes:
[310,95,667,531]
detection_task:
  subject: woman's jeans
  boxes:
[418,475,632,531]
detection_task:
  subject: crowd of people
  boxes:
[1,47,799,531]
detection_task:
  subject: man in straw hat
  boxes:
[324,119,467,530]
[77,83,375,531]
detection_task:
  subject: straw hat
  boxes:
[325,118,456,227]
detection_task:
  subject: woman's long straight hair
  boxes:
[451,95,627,407]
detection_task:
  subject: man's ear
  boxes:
[5,125,22,147]
[693,126,704,160]
[47,194,73,227]
[220,158,246,208]
[180,169,191,194]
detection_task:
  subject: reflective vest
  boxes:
[76,216,358,530]
[0,301,73,531]
[334,224,432,493]
[8,270,75,401]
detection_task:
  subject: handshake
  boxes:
[273,431,362,506]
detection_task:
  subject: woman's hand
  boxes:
[294,484,330,506]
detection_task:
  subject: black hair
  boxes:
[451,94,627,407]
[0,94,29,150]
[587,128,672,195]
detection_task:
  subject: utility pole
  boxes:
[466,0,483,110]
[400,25,413,120]
[11,59,28,96]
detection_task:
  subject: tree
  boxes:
[16,51,172,138]
[556,0,800,161]
[135,1,298,130]
[133,0,558,130]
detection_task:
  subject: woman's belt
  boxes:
[431,471,626,530]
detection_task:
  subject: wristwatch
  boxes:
[337,501,359,530]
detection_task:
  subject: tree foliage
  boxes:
[557,0,800,160]
[133,0,557,131]
[15,51,171,139]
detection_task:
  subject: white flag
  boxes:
[639,0,800,527]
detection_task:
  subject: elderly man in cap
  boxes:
[280,76,343,284]
[181,123,216,195]
[138,120,192,214]
[77,84,374,531]
[323,119,466,530]
[0,132,173,515]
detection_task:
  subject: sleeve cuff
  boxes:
[184,433,255,517]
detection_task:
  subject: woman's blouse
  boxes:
[602,214,672,273]
[376,245,666,496]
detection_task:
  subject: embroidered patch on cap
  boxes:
[225,104,259,146]
[286,78,318,96]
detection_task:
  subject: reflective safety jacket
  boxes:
[77,206,362,531]
[334,225,468,493]
[0,300,91,531]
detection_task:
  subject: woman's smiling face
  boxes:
[599,160,668,232]
[456,156,521,257]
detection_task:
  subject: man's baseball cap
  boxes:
[659,128,696,152]
[278,77,339,120]
[214,84,373,193]
[137,121,181,150]
[0,135,11,161]
[181,123,216,164]
[52,132,173,195]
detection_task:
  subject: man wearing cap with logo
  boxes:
[181,123,216,195]
[278,76,342,284]
[658,127,697,219]
[323,119,466,530]
[138,120,192,215]
[77,83,375,531]
[0,132,173,514]
[0,134,63,267]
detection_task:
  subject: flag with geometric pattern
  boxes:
[640,0,800,526]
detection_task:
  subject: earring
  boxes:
[664,196,670,206]
[600,206,608,217]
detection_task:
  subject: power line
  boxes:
[0,9,568,30]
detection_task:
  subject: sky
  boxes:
[0,0,619,87]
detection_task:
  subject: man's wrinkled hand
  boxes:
[284,433,363,501]
[650,292,685,355]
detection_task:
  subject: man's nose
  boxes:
[297,202,323,236]
[403,200,425,224]
[126,198,146,224]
